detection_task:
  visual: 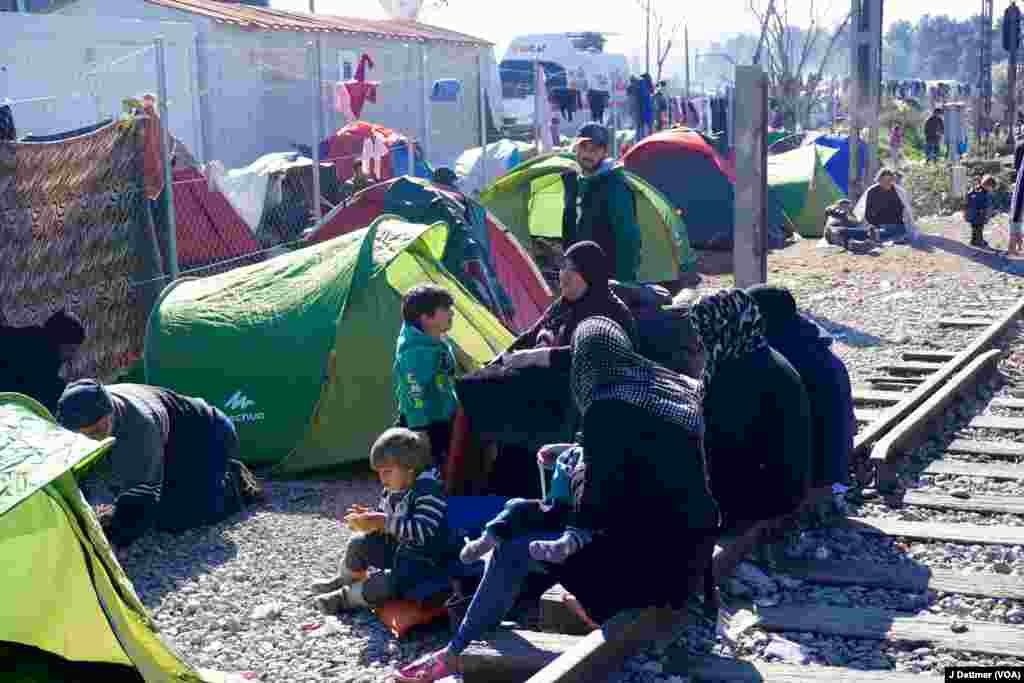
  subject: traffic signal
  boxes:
[1005,2,1022,53]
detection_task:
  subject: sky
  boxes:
[276,0,980,64]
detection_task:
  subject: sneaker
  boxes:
[393,649,457,682]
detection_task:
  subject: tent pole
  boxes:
[155,37,178,280]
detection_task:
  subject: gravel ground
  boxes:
[105,215,1024,682]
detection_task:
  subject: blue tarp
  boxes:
[810,134,864,195]
[431,79,462,102]
[389,141,433,180]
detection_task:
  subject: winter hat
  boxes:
[43,310,86,345]
[563,241,609,290]
[58,379,114,430]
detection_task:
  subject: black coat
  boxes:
[703,346,812,527]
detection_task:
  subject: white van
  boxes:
[499,34,630,132]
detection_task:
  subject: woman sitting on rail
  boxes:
[392,315,718,683]
[689,288,814,529]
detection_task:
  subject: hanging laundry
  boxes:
[361,131,387,178]
[587,90,609,122]
[345,54,380,118]
[534,63,556,152]
[141,98,165,201]
[431,79,462,102]
[335,81,355,121]
[0,105,15,141]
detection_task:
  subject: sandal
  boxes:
[393,648,458,682]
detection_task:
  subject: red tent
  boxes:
[171,167,261,269]
[304,177,552,332]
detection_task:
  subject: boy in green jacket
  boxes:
[394,284,459,468]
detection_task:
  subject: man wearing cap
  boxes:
[57,380,263,547]
[561,122,641,283]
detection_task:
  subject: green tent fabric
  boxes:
[478,153,694,283]
[143,217,514,475]
[0,392,202,682]
[767,145,844,237]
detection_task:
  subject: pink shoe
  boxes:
[393,649,457,682]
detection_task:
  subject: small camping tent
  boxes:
[319,121,432,186]
[479,153,694,283]
[804,134,866,195]
[622,129,789,250]
[0,392,201,682]
[454,139,535,196]
[768,145,845,237]
[143,218,515,474]
[303,176,552,333]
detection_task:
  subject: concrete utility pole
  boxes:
[734,65,769,288]
[1006,1,1021,145]
[848,0,883,203]
[979,0,994,148]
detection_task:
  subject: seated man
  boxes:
[57,380,264,547]
[851,168,910,243]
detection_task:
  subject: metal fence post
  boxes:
[309,40,323,221]
[421,43,431,168]
[477,50,489,188]
[155,37,179,280]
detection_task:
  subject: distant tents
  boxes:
[768,145,844,238]
[622,129,789,249]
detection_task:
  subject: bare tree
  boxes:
[748,0,849,129]
[637,0,681,82]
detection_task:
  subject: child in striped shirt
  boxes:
[313,428,451,613]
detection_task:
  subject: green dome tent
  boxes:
[767,145,845,238]
[0,393,203,682]
[143,217,514,475]
[478,153,695,284]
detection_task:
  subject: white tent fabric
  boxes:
[455,139,529,196]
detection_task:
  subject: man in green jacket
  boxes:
[562,123,641,282]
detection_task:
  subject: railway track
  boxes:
[457,294,1024,682]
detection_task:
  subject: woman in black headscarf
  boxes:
[688,289,813,528]
[500,240,637,370]
[394,317,718,682]
[452,242,635,487]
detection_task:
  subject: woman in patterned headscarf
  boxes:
[394,316,718,683]
[689,288,813,527]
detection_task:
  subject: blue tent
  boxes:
[808,134,864,195]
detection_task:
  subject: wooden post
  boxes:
[848,0,883,202]
[733,65,768,289]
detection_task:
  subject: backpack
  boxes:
[965,188,986,225]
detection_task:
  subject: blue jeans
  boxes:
[449,531,559,655]
[925,141,941,162]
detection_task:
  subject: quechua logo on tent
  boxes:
[225,390,264,424]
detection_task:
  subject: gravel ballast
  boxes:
[103,216,1024,682]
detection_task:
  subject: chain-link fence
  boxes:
[2,13,506,384]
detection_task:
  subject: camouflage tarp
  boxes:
[0,118,165,382]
